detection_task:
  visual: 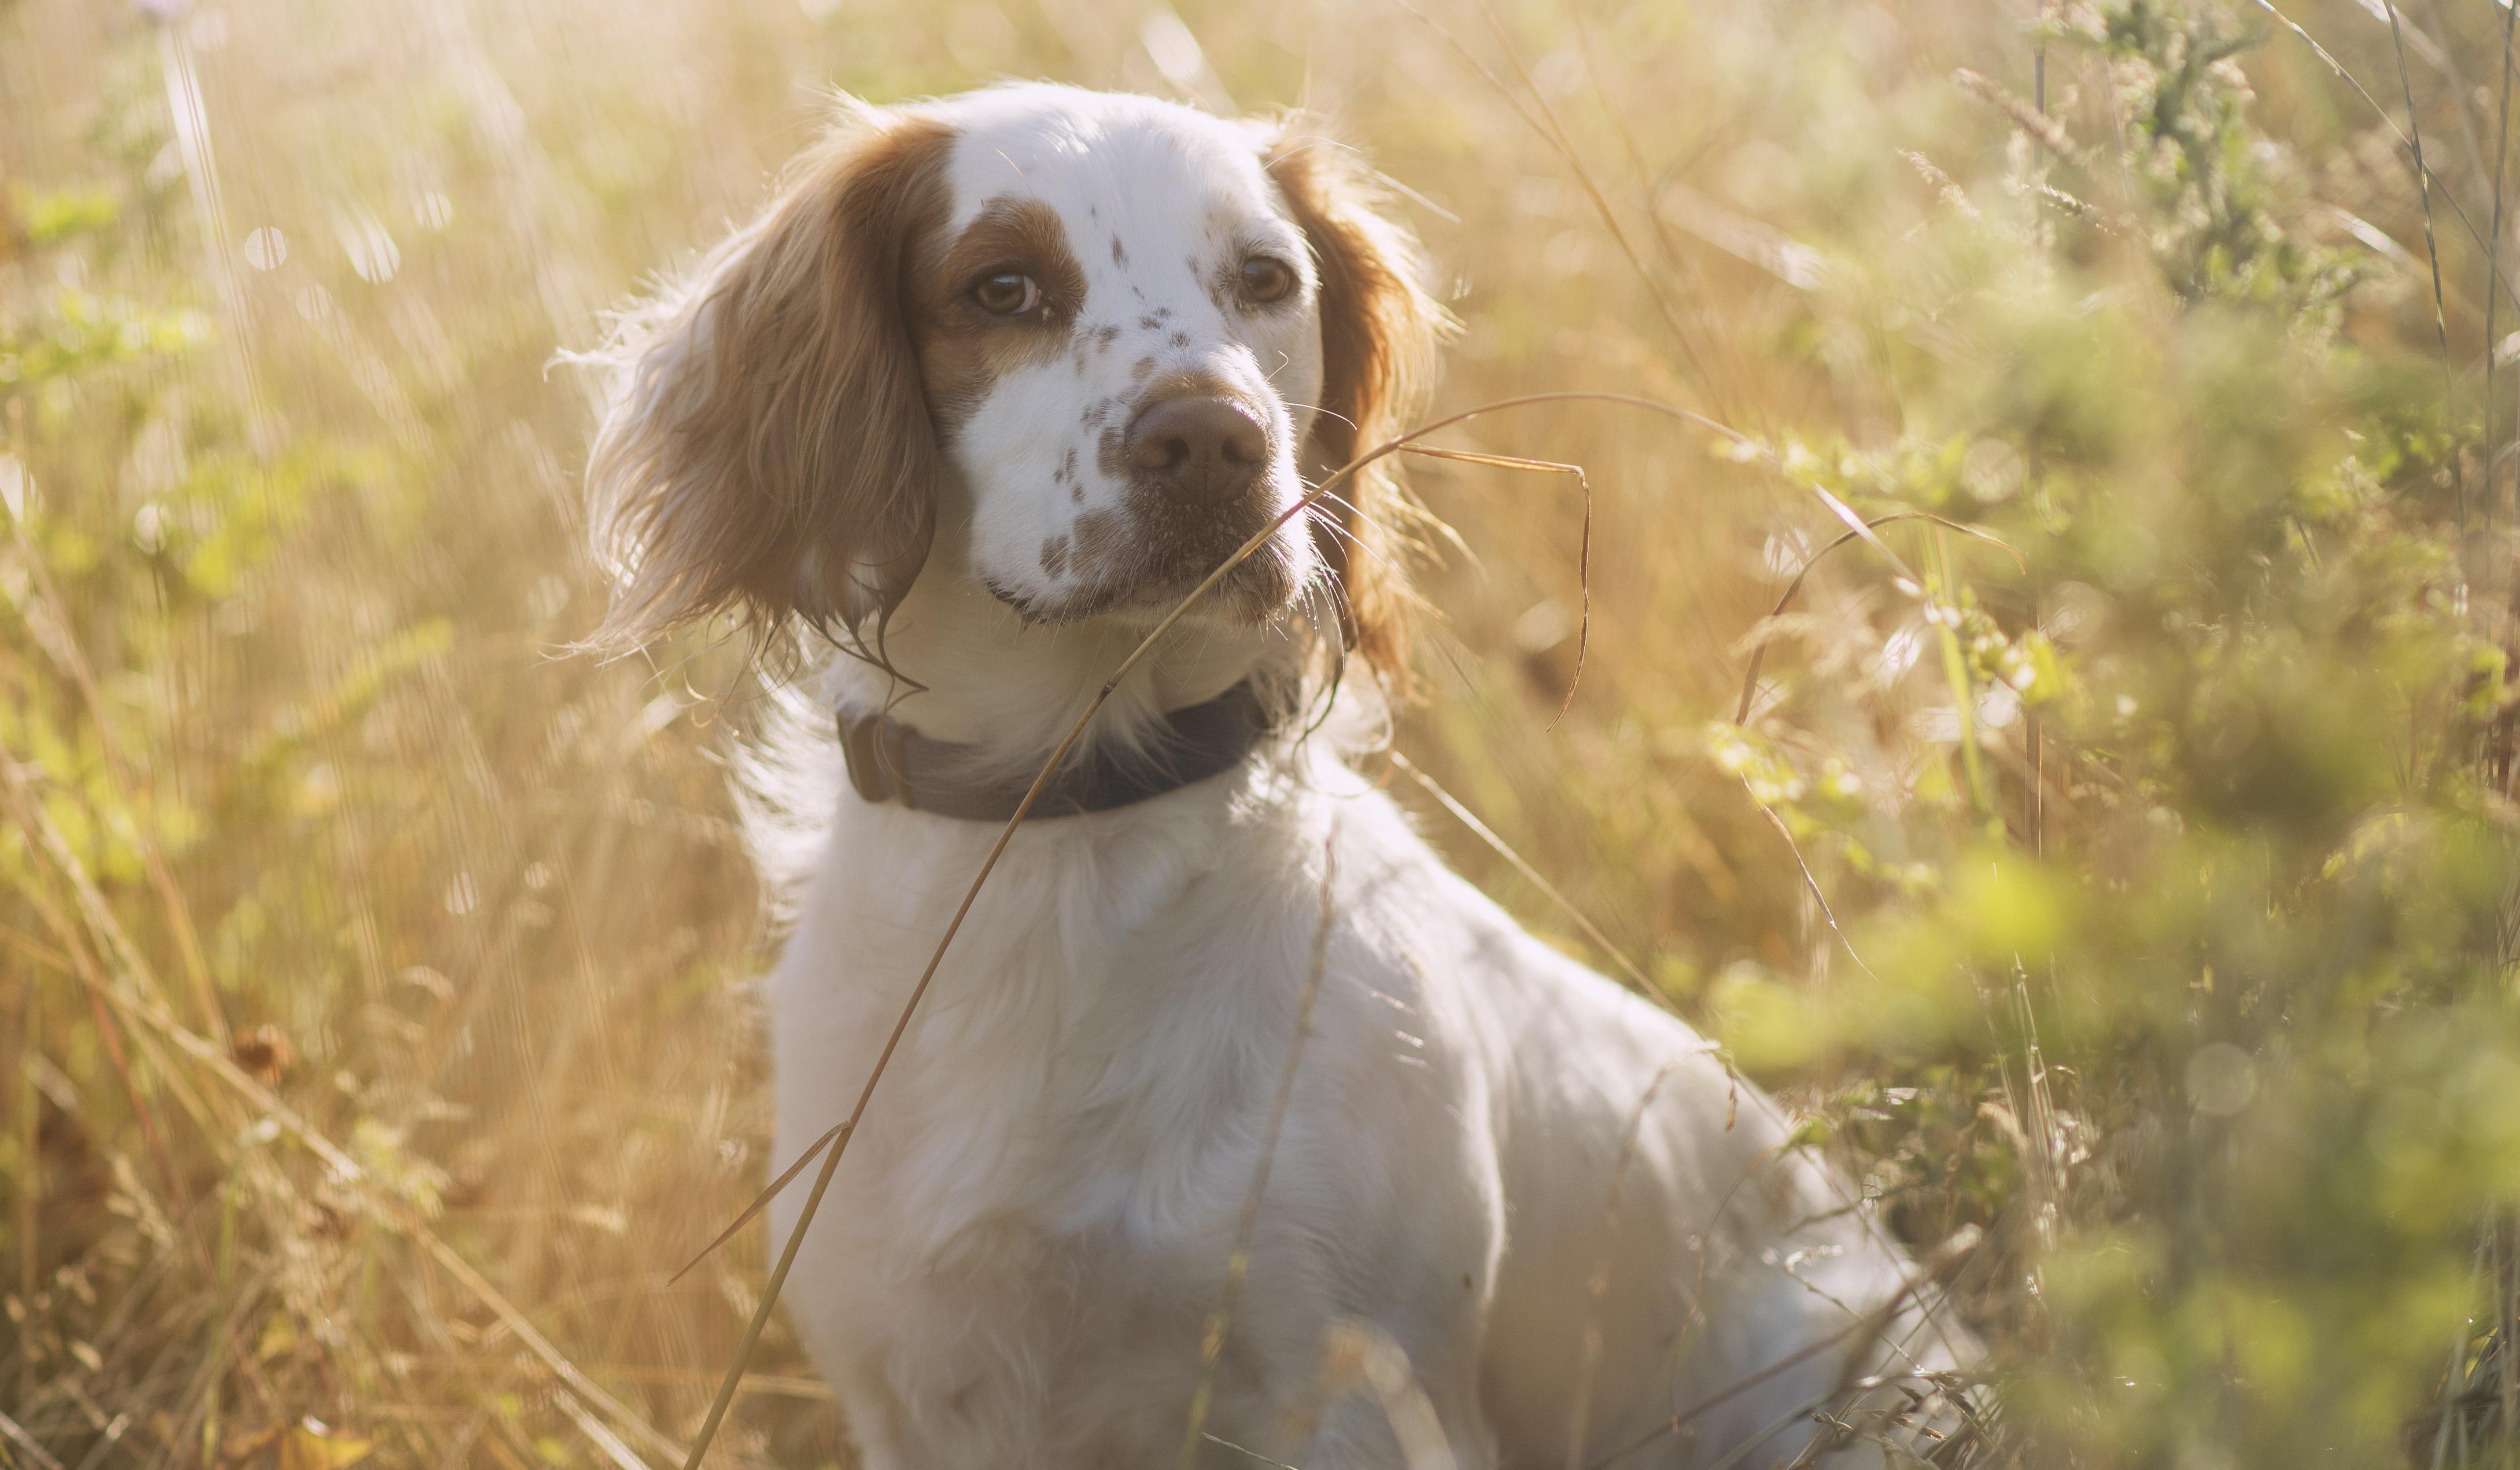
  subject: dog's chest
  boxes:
[760,797,1349,1460]
[768,795,1315,1279]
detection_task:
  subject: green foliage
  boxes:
[1648,5,2520,1464]
[2106,0,2363,315]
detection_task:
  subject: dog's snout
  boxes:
[1124,395,1267,499]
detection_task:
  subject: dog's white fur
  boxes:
[588,83,1966,1469]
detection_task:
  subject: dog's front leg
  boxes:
[1271,1316,1500,1470]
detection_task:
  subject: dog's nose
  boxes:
[1124,395,1268,499]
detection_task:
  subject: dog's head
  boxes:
[586,84,1440,686]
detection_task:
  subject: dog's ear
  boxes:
[584,99,955,652]
[1263,123,1448,698]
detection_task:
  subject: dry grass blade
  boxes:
[1385,749,1676,1015]
[1801,484,1919,587]
[1696,1373,1938,1470]
[0,1408,67,1470]
[78,976,194,1233]
[1467,0,1724,408]
[414,1232,688,1466]
[1749,794,1880,986]
[13,969,34,1395]
[556,1382,660,1470]
[0,924,68,970]
[2381,2,2463,539]
[22,871,687,1465]
[1376,0,1551,149]
[0,726,193,1036]
[1,496,226,1045]
[1953,68,2084,164]
[558,1365,833,1401]
[2502,1217,2518,1450]
[2252,0,2520,316]
[1177,830,1341,1470]
[2488,0,2517,565]
[1397,443,1592,723]
[1406,392,1750,450]
[670,390,1724,1466]
[1584,1321,1872,1469]
[1563,1059,1687,1470]
[0,753,205,1239]
[1563,0,1713,292]
[665,1120,848,1287]
[1584,1229,1977,1470]
[1378,0,1740,411]
[1734,512,2020,725]
[1202,1432,1305,1469]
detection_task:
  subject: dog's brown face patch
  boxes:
[910,196,1090,441]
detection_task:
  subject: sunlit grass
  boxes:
[7,0,2520,1465]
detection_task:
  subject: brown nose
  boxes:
[1124,395,1268,499]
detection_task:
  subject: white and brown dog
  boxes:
[586,83,1966,1469]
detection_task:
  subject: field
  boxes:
[7,0,2520,1464]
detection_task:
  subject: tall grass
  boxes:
[4,0,2517,1465]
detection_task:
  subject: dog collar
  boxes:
[837,682,1272,821]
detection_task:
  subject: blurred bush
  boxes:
[7,0,2520,1465]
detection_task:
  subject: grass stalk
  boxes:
[2253,0,2520,316]
[1176,832,1340,1470]
[13,961,34,1409]
[1563,1058,1685,1470]
[201,1173,236,1469]
[2381,3,2464,551]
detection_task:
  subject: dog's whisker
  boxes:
[1283,399,1360,436]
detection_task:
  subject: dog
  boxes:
[584,82,1969,1469]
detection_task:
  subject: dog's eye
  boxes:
[1239,256,1296,305]
[971,272,1041,316]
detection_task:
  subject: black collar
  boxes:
[837,683,1272,821]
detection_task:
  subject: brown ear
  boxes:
[585,100,955,651]
[1264,124,1448,699]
